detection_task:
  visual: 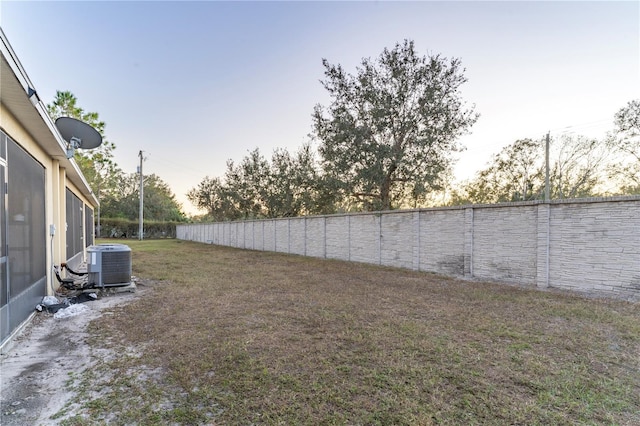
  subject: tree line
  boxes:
[450,101,639,204]
[47,91,187,225]
[189,40,478,219]
[188,40,639,221]
[52,40,639,225]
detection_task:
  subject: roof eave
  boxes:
[0,27,98,207]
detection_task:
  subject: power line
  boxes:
[462,117,613,154]
[138,150,144,241]
[140,152,218,179]
[549,119,611,135]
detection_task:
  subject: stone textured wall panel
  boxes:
[275,220,289,253]
[326,216,349,260]
[380,212,414,269]
[289,218,306,256]
[549,200,640,299]
[263,221,276,252]
[472,205,538,285]
[305,217,325,258]
[419,209,466,275]
[349,214,380,264]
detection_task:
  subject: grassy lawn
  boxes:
[59,239,639,425]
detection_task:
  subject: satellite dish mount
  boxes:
[67,136,82,159]
[55,117,103,159]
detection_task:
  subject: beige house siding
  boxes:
[0,105,95,281]
[1,28,98,347]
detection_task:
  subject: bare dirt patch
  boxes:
[0,286,141,425]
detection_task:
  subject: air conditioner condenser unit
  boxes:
[86,244,132,288]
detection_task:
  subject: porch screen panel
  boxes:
[85,205,94,246]
[0,163,6,308]
[7,137,46,297]
[65,189,83,259]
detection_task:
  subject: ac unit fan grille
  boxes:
[101,251,132,284]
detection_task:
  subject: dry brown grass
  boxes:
[59,239,640,425]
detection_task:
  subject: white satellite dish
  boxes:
[55,117,103,159]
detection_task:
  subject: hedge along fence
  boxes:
[98,218,181,239]
[177,196,640,301]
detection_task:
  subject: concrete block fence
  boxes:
[177,196,640,301]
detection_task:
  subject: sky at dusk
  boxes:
[1,1,638,214]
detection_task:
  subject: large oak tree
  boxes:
[313,40,478,211]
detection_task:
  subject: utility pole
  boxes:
[96,180,101,240]
[544,132,550,202]
[138,150,144,240]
